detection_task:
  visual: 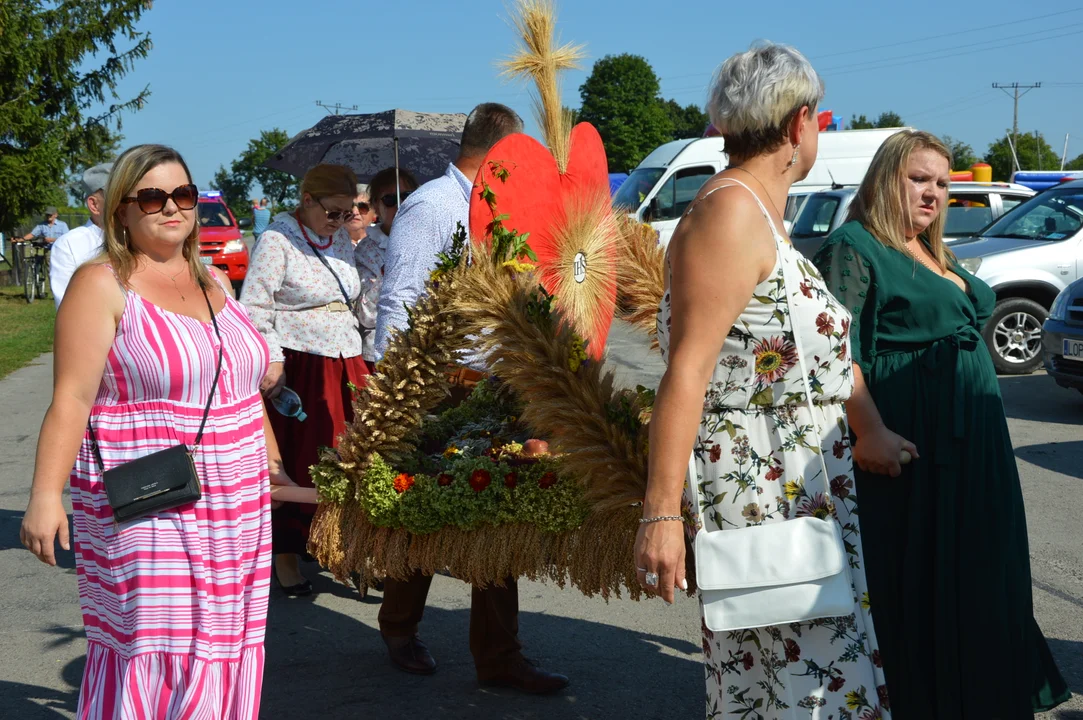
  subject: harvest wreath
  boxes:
[305,0,684,600]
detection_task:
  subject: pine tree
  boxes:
[0,1,152,234]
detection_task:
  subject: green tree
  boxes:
[1065,153,1083,171]
[0,1,152,235]
[577,54,673,172]
[849,114,874,129]
[941,135,978,171]
[662,99,710,140]
[848,111,904,130]
[984,131,1061,181]
[210,129,298,216]
[65,127,125,201]
[875,111,905,128]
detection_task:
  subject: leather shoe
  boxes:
[382,634,437,675]
[478,659,569,695]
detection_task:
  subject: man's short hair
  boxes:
[460,103,524,157]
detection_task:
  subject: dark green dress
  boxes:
[813,222,1068,719]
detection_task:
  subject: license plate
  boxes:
[1063,338,1083,359]
[200,256,213,265]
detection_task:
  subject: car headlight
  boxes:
[1048,287,1072,322]
[959,257,982,274]
[223,239,245,254]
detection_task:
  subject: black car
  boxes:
[1042,276,1083,393]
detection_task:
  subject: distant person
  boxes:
[374,103,568,695]
[22,207,70,244]
[253,197,272,239]
[241,164,367,596]
[50,163,112,307]
[347,184,378,239]
[20,143,288,718]
[355,169,418,369]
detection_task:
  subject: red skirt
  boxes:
[269,349,368,555]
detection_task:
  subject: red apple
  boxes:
[521,439,550,457]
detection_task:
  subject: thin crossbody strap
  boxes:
[308,242,356,313]
[86,284,224,472]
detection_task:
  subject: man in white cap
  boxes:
[50,162,112,307]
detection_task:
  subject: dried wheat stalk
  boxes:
[615,215,666,345]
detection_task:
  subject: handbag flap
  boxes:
[694,516,846,590]
[103,445,195,507]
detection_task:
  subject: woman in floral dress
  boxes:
[634,44,889,719]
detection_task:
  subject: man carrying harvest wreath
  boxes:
[372,102,570,695]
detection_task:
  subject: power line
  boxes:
[654,8,1083,86]
[818,24,1083,76]
[811,7,1083,60]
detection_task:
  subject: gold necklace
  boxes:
[145,262,190,301]
[733,167,784,220]
[906,240,942,274]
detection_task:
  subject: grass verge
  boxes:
[0,285,55,379]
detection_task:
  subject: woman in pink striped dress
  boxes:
[20,144,291,718]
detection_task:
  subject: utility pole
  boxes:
[315,101,358,116]
[992,82,1041,172]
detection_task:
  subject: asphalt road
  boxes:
[1,322,1080,719]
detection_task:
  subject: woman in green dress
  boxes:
[813,130,1068,718]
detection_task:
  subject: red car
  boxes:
[198,191,249,290]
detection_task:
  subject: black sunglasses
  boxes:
[355,201,370,214]
[316,198,356,223]
[380,191,413,208]
[120,184,199,214]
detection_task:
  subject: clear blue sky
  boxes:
[101,0,1083,191]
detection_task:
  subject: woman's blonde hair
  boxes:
[847,130,953,268]
[301,164,358,201]
[707,42,823,163]
[101,144,211,288]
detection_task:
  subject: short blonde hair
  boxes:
[847,130,953,268]
[102,144,210,288]
[301,164,358,201]
[707,42,823,163]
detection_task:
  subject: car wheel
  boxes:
[982,297,1047,375]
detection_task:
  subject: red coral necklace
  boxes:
[295,210,333,250]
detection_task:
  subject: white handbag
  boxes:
[690,224,854,633]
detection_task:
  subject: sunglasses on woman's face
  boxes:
[316,198,355,223]
[355,201,370,214]
[381,191,412,208]
[120,184,199,214]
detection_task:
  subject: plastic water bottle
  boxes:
[271,387,307,421]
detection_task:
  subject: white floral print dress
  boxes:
[658,180,889,720]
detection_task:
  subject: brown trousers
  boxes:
[378,571,523,674]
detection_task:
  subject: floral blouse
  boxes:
[240,212,363,363]
[354,225,388,362]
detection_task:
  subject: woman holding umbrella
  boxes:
[241,163,368,595]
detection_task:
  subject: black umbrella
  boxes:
[263,109,467,188]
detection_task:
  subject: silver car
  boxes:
[790,182,1034,259]
[953,180,1083,374]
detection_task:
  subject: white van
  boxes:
[612,127,910,246]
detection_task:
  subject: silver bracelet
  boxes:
[639,515,683,524]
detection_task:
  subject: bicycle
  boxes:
[19,239,50,303]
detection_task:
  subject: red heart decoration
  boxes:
[470,123,615,358]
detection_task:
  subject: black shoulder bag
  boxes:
[88,285,224,523]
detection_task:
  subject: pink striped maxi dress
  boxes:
[69,282,272,719]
